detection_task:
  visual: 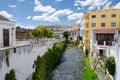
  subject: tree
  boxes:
[16,26,20,29]
[25,32,32,39]
[62,31,69,42]
[105,56,116,76]
[32,25,53,38]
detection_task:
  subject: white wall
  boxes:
[106,45,120,80]
[0,20,16,47]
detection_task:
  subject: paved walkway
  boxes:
[52,47,84,80]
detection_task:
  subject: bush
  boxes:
[5,69,17,80]
[32,42,66,80]
[105,56,116,76]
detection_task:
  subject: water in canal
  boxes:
[52,47,84,80]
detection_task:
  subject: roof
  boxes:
[0,15,10,21]
[93,28,119,34]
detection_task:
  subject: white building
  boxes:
[0,15,16,48]
[47,24,79,41]
[90,28,120,80]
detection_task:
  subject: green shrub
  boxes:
[105,56,116,76]
[32,42,66,80]
[5,69,17,80]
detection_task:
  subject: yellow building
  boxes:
[84,8,120,51]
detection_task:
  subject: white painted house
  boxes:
[90,28,120,80]
[0,15,16,48]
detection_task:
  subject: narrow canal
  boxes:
[52,47,84,80]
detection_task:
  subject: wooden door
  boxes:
[3,29,9,47]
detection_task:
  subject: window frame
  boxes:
[111,14,116,18]
[91,23,96,27]
[101,23,106,27]
[91,15,96,18]
[101,14,106,18]
[111,22,116,27]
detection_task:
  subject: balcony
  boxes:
[94,41,115,47]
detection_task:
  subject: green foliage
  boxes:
[62,31,69,42]
[83,57,98,80]
[25,32,31,39]
[16,26,20,29]
[105,56,116,76]
[54,34,60,39]
[32,56,45,80]
[32,42,66,80]
[5,69,17,80]
[32,25,53,38]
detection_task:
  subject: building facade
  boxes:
[47,24,79,41]
[0,15,16,48]
[84,8,120,51]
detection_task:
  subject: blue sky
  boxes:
[0,0,120,29]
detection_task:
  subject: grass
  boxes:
[66,42,75,49]
[83,57,98,80]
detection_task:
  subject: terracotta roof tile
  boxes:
[93,28,119,34]
[70,30,78,33]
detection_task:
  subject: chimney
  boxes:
[98,5,100,10]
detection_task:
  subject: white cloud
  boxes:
[32,9,73,22]
[34,0,40,5]
[56,0,63,2]
[46,15,59,22]
[68,13,84,20]
[74,3,79,6]
[32,13,48,21]
[104,1,112,8]
[77,7,84,10]
[114,2,120,9]
[34,0,56,13]
[74,0,110,10]
[68,12,84,23]
[52,9,73,17]
[9,5,16,8]
[34,4,56,13]
[88,6,96,10]
[32,13,59,22]
[0,10,13,18]
[26,16,31,20]
[76,19,82,23]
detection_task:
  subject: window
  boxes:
[98,35,104,41]
[91,23,96,27]
[107,35,113,41]
[111,22,116,27]
[111,14,116,17]
[101,15,106,18]
[101,23,105,27]
[91,15,96,18]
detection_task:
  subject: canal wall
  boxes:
[0,38,56,80]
